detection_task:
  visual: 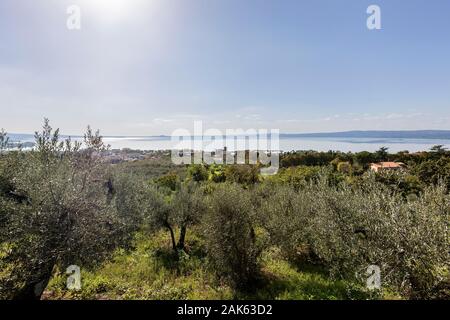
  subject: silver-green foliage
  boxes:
[204,184,263,291]
[0,120,130,299]
[142,182,206,252]
[259,176,449,298]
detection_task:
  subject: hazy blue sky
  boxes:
[1,0,449,135]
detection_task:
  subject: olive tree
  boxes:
[145,182,205,253]
[259,174,449,298]
[258,184,313,263]
[203,184,262,291]
[110,171,150,241]
[0,120,128,300]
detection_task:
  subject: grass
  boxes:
[228,246,377,300]
[45,231,232,300]
[44,230,388,300]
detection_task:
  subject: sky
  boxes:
[1,0,450,136]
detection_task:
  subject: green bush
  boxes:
[259,175,449,299]
[224,165,260,186]
[204,184,263,291]
[0,121,130,300]
[187,165,209,182]
[258,185,312,263]
[154,172,180,191]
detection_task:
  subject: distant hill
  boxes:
[280,130,450,139]
[6,133,35,142]
[6,130,450,141]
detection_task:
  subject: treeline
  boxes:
[280,147,450,190]
[281,146,450,168]
[0,121,449,300]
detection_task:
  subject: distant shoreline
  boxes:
[7,130,450,141]
[5,130,450,153]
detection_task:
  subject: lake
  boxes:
[99,136,450,153]
[10,134,450,153]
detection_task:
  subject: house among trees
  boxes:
[370,161,406,172]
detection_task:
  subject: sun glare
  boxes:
[83,0,148,22]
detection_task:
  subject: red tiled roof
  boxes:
[371,162,405,168]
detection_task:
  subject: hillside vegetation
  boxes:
[0,121,449,300]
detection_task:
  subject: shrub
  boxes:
[154,172,180,191]
[0,120,129,300]
[208,164,226,183]
[259,174,449,299]
[258,185,313,263]
[412,157,450,189]
[224,165,260,186]
[204,184,262,291]
[110,171,149,242]
[187,165,209,182]
[337,162,352,174]
[265,166,321,190]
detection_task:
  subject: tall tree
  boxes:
[0,120,126,300]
